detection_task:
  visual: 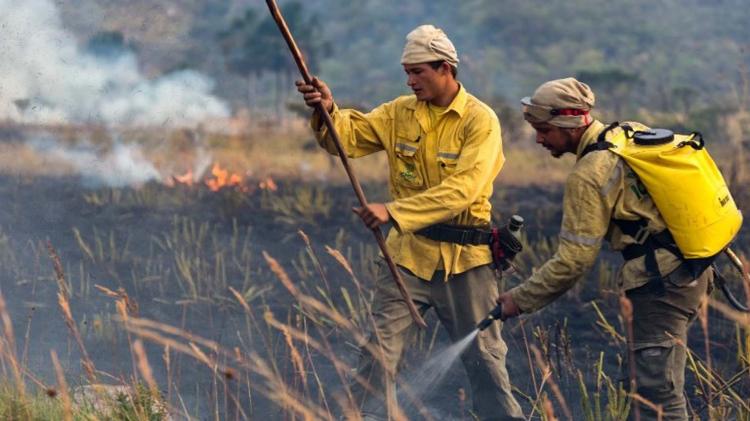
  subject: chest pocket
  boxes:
[436,124,465,181]
[394,141,424,188]
[393,125,424,189]
[437,151,460,180]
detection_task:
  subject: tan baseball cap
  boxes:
[521,78,595,128]
[400,25,459,67]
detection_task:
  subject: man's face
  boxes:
[530,122,578,158]
[403,63,451,103]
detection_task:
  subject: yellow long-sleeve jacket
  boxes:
[510,120,682,313]
[312,85,504,280]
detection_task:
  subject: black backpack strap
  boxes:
[581,121,620,158]
[614,218,685,296]
[599,121,622,142]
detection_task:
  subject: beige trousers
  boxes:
[351,260,524,421]
[626,265,712,421]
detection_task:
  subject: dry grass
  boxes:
[0,120,745,419]
[1,231,738,419]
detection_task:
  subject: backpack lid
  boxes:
[632,128,674,145]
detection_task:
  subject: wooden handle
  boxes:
[265,0,427,329]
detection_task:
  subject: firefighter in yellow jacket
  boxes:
[296,25,523,421]
[497,77,713,421]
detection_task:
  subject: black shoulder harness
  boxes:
[580,121,623,158]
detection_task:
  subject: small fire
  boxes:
[205,163,243,192]
[259,176,278,192]
[166,163,277,193]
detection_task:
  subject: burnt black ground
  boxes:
[0,175,747,420]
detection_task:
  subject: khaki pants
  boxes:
[351,260,524,421]
[625,265,712,421]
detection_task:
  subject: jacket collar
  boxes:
[407,83,467,117]
[575,120,606,161]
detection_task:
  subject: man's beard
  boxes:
[551,130,576,158]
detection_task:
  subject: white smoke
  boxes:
[190,149,214,181]
[29,136,163,187]
[0,0,229,127]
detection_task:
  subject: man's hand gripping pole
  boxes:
[265,0,427,329]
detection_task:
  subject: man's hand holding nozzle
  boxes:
[496,291,521,321]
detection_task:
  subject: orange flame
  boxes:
[166,163,266,193]
[205,163,244,192]
[259,176,278,191]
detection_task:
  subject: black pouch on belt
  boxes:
[415,223,523,271]
[490,225,523,271]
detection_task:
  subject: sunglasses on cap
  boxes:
[521,98,590,123]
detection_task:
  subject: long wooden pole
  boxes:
[265,0,427,329]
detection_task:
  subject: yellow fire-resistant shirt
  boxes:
[510,120,682,313]
[311,84,504,280]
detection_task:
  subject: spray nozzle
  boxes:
[508,215,524,234]
[491,215,524,271]
[476,304,503,331]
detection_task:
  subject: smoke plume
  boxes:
[0,0,229,127]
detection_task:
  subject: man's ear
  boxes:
[441,62,452,76]
[571,125,588,139]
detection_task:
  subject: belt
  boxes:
[415,223,492,246]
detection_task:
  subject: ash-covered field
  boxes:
[0,153,747,419]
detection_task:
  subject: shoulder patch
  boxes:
[573,151,621,194]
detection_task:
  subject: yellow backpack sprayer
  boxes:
[588,123,747,312]
[594,122,742,264]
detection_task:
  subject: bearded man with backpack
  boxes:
[496,77,742,421]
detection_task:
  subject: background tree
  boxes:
[576,68,641,117]
[219,2,329,116]
[64,0,750,137]
[219,9,262,110]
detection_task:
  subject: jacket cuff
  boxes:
[509,286,538,314]
[310,102,338,132]
[384,202,403,233]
